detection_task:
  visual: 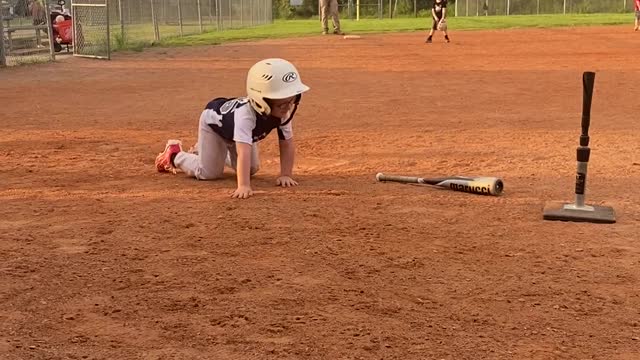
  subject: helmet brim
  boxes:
[264,83,310,100]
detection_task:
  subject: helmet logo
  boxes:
[282,72,298,83]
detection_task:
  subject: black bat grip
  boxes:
[581,72,596,146]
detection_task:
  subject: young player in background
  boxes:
[426,0,450,43]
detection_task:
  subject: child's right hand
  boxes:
[231,185,253,199]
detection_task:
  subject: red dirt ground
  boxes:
[1,26,639,360]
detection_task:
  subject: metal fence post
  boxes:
[45,2,55,61]
[151,0,159,42]
[118,0,125,44]
[216,0,220,30]
[506,0,509,15]
[209,0,213,27]
[197,0,203,33]
[0,14,6,67]
[106,0,111,60]
[218,0,223,30]
[177,0,183,36]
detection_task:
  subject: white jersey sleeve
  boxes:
[232,104,258,145]
[278,120,293,141]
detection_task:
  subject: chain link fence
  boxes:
[112,0,273,48]
[2,0,272,66]
[452,0,634,17]
[1,0,55,67]
[292,0,636,19]
[73,1,109,58]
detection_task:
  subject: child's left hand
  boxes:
[276,176,299,187]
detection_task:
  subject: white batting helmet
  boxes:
[246,58,310,116]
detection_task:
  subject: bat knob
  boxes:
[494,179,504,195]
[375,172,384,181]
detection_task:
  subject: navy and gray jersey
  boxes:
[433,0,447,18]
[200,97,295,144]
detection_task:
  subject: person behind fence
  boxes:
[320,0,343,35]
[52,14,72,51]
[27,0,46,26]
[426,0,450,43]
[154,58,311,200]
[634,0,640,31]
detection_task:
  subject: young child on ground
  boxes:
[426,0,450,43]
[154,58,311,199]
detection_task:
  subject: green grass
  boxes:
[7,55,52,67]
[154,13,632,47]
[108,13,633,51]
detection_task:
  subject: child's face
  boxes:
[268,96,296,119]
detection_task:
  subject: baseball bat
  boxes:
[573,71,595,207]
[375,173,504,196]
[580,71,595,147]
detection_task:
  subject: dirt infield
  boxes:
[1,26,639,360]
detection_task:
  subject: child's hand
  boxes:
[276,176,298,188]
[231,185,254,199]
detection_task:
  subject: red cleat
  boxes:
[155,140,183,174]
